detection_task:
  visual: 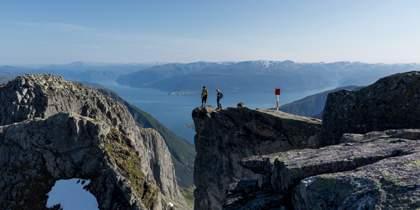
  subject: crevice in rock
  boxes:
[232,135,418,210]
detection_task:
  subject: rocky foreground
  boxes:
[193,71,420,210]
[0,75,187,210]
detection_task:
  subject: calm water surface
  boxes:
[98,81,329,143]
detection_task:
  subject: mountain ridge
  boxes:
[117,61,420,94]
[0,74,188,210]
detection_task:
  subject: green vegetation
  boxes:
[409,159,420,168]
[98,87,196,188]
[181,186,195,209]
[127,104,196,187]
[105,128,158,209]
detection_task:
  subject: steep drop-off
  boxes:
[98,88,195,188]
[193,71,420,210]
[0,75,187,210]
[322,71,420,144]
[192,107,321,210]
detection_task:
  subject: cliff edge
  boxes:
[193,71,420,210]
[192,107,322,210]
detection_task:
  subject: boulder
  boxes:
[231,129,420,209]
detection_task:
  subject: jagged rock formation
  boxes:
[192,107,321,210]
[0,75,187,210]
[193,72,420,210]
[322,71,420,144]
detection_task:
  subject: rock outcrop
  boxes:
[192,107,321,210]
[193,72,420,210]
[322,71,420,144]
[0,75,186,210]
[236,129,420,209]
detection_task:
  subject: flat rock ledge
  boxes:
[224,129,420,210]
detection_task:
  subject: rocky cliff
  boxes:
[322,71,420,144]
[98,88,195,188]
[192,107,322,210]
[193,72,420,210]
[0,75,187,210]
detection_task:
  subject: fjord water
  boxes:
[97,81,330,143]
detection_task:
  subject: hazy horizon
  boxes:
[1,0,420,65]
[2,59,420,67]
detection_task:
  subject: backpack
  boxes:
[218,92,224,99]
[202,89,208,97]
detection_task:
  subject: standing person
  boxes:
[216,88,223,110]
[201,86,208,107]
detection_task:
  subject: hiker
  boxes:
[216,88,223,110]
[201,86,208,107]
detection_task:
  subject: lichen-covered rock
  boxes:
[293,143,420,209]
[322,71,420,144]
[235,129,420,209]
[192,107,321,210]
[0,75,186,210]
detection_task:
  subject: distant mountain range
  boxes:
[116,61,420,93]
[281,86,361,118]
[0,62,152,83]
[3,61,420,95]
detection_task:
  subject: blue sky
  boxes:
[1,0,420,64]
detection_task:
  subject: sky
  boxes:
[1,0,420,64]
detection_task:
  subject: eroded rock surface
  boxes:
[192,107,321,210]
[0,75,186,210]
[193,72,420,210]
[322,71,420,144]
[234,129,420,209]
[293,152,420,210]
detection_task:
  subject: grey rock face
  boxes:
[293,130,420,210]
[192,107,321,210]
[98,88,196,189]
[193,72,420,210]
[322,71,420,144]
[229,130,420,209]
[0,75,186,210]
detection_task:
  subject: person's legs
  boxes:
[217,98,221,109]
